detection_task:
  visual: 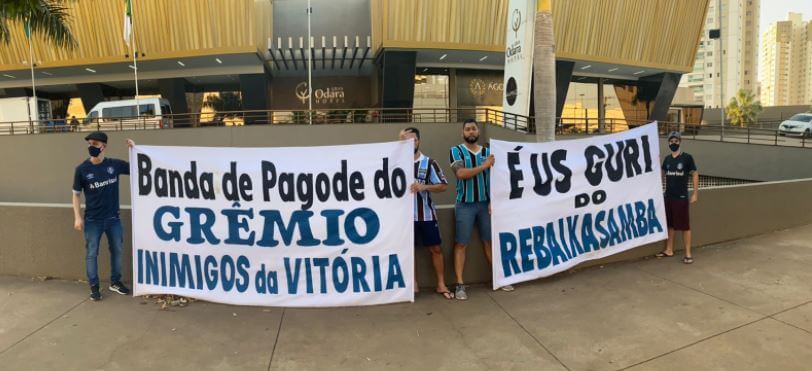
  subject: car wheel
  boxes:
[806,129,811,139]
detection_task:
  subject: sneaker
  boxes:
[90,285,102,301]
[454,284,468,301]
[500,285,515,292]
[109,281,131,295]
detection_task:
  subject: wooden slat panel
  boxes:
[380,0,709,72]
[0,0,270,70]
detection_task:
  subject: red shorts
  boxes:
[665,198,690,231]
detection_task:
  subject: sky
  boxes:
[760,0,812,31]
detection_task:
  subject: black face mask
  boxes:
[88,145,103,157]
[669,143,680,152]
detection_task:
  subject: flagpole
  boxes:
[26,21,37,127]
[307,0,312,125]
[130,0,140,121]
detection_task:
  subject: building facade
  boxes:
[760,13,812,106]
[680,0,760,108]
[0,0,710,126]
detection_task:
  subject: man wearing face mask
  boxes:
[657,131,699,264]
[72,131,135,301]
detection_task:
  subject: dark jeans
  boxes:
[84,217,124,287]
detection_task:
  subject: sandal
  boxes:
[655,251,674,258]
[436,290,454,300]
[683,257,694,264]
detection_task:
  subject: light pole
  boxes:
[306,0,313,125]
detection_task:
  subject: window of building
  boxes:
[707,51,713,56]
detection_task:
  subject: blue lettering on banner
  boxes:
[152,206,382,248]
[138,249,407,295]
[498,198,664,278]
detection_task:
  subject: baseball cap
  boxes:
[667,131,681,141]
[84,131,108,143]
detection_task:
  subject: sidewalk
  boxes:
[2,225,812,371]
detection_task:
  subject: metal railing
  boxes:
[0,108,808,149]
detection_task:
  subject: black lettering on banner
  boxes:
[584,145,605,186]
[507,147,524,199]
[138,153,152,195]
[223,162,240,202]
[551,150,571,193]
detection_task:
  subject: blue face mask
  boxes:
[88,145,103,157]
[669,143,680,152]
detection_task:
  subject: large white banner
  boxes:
[129,141,414,307]
[502,0,536,118]
[491,124,668,288]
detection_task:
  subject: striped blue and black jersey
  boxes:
[449,144,490,203]
[413,154,447,222]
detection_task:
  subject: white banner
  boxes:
[129,141,414,307]
[491,124,668,288]
[502,0,536,118]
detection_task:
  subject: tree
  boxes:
[725,89,762,127]
[0,0,77,48]
[532,0,555,142]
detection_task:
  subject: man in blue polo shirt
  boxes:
[72,131,134,301]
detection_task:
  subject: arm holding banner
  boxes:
[412,183,447,193]
[452,155,494,180]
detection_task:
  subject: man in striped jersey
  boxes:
[400,128,453,300]
[449,119,514,300]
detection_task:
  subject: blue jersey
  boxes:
[449,144,490,203]
[413,154,447,222]
[72,158,129,220]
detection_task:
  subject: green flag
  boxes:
[124,0,132,46]
[24,19,31,39]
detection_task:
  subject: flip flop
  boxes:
[436,290,454,300]
[683,257,694,264]
[655,252,674,258]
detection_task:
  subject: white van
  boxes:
[83,98,173,131]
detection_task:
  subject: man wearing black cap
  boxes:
[656,131,699,264]
[72,131,135,301]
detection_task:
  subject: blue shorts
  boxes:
[414,221,442,247]
[454,202,491,245]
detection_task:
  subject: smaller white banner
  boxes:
[502,0,536,119]
[491,123,668,288]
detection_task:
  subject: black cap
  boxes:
[84,131,108,143]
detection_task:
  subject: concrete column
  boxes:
[645,72,682,122]
[157,78,189,115]
[597,77,605,133]
[76,83,106,113]
[555,61,575,130]
[379,50,416,122]
[239,73,271,124]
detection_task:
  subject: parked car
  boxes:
[82,98,173,131]
[778,113,812,138]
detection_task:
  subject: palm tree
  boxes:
[0,0,76,48]
[725,89,762,127]
[533,0,555,142]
